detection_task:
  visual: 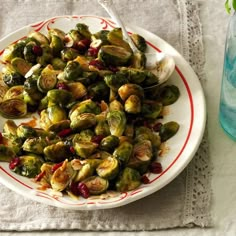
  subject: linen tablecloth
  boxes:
[0,0,211,231]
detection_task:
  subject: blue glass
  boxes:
[219,12,236,140]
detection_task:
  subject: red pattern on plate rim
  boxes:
[0,15,194,206]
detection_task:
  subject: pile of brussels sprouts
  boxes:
[0,23,180,198]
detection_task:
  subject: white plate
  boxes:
[0,15,206,210]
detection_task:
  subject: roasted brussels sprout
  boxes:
[23,42,37,63]
[141,100,163,119]
[48,28,66,41]
[2,66,25,87]
[3,119,18,138]
[96,156,119,180]
[64,61,83,81]
[12,154,44,178]
[44,141,71,162]
[16,125,37,140]
[82,176,109,195]
[47,89,73,107]
[0,98,27,118]
[47,119,71,133]
[87,81,110,100]
[69,99,101,120]
[159,121,179,142]
[22,137,48,154]
[70,113,97,131]
[113,141,133,165]
[61,48,79,61]
[99,135,120,152]
[24,75,44,102]
[50,35,64,56]
[92,30,110,45]
[106,110,126,137]
[118,83,144,101]
[37,65,58,93]
[73,141,98,159]
[2,41,25,62]
[28,31,50,45]
[76,23,91,39]
[116,167,141,192]
[50,160,75,191]
[104,73,129,91]
[72,129,94,143]
[40,105,67,130]
[94,115,110,136]
[98,45,132,66]
[36,45,53,65]
[51,57,66,70]
[109,99,124,112]
[125,95,141,114]
[0,144,16,162]
[67,82,87,99]
[130,33,147,52]
[107,28,131,52]
[3,85,24,100]
[127,140,152,173]
[130,51,146,69]
[156,85,180,106]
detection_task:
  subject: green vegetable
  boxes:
[0,144,16,162]
[159,121,179,142]
[116,167,141,192]
[98,45,132,66]
[106,110,126,137]
[0,98,27,118]
[13,154,44,178]
[96,156,119,180]
[82,176,109,195]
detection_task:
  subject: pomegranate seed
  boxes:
[79,39,91,48]
[32,45,43,56]
[56,82,69,90]
[91,135,104,144]
[143,121,152,129]
[87,47,99,57]
[51,162,64,173]
[141,175,150,184]
[149,162,163,174]
[58,128,72,138]
[89,59,105,70]
[152,122,163,132]
[78,182,90,198]
[108,66,119,73]
[9,157,21,170]
[35,171,46,181]
[70,181,80,196]
[69,146,76,154]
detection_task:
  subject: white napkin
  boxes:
[0,0,211,231]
